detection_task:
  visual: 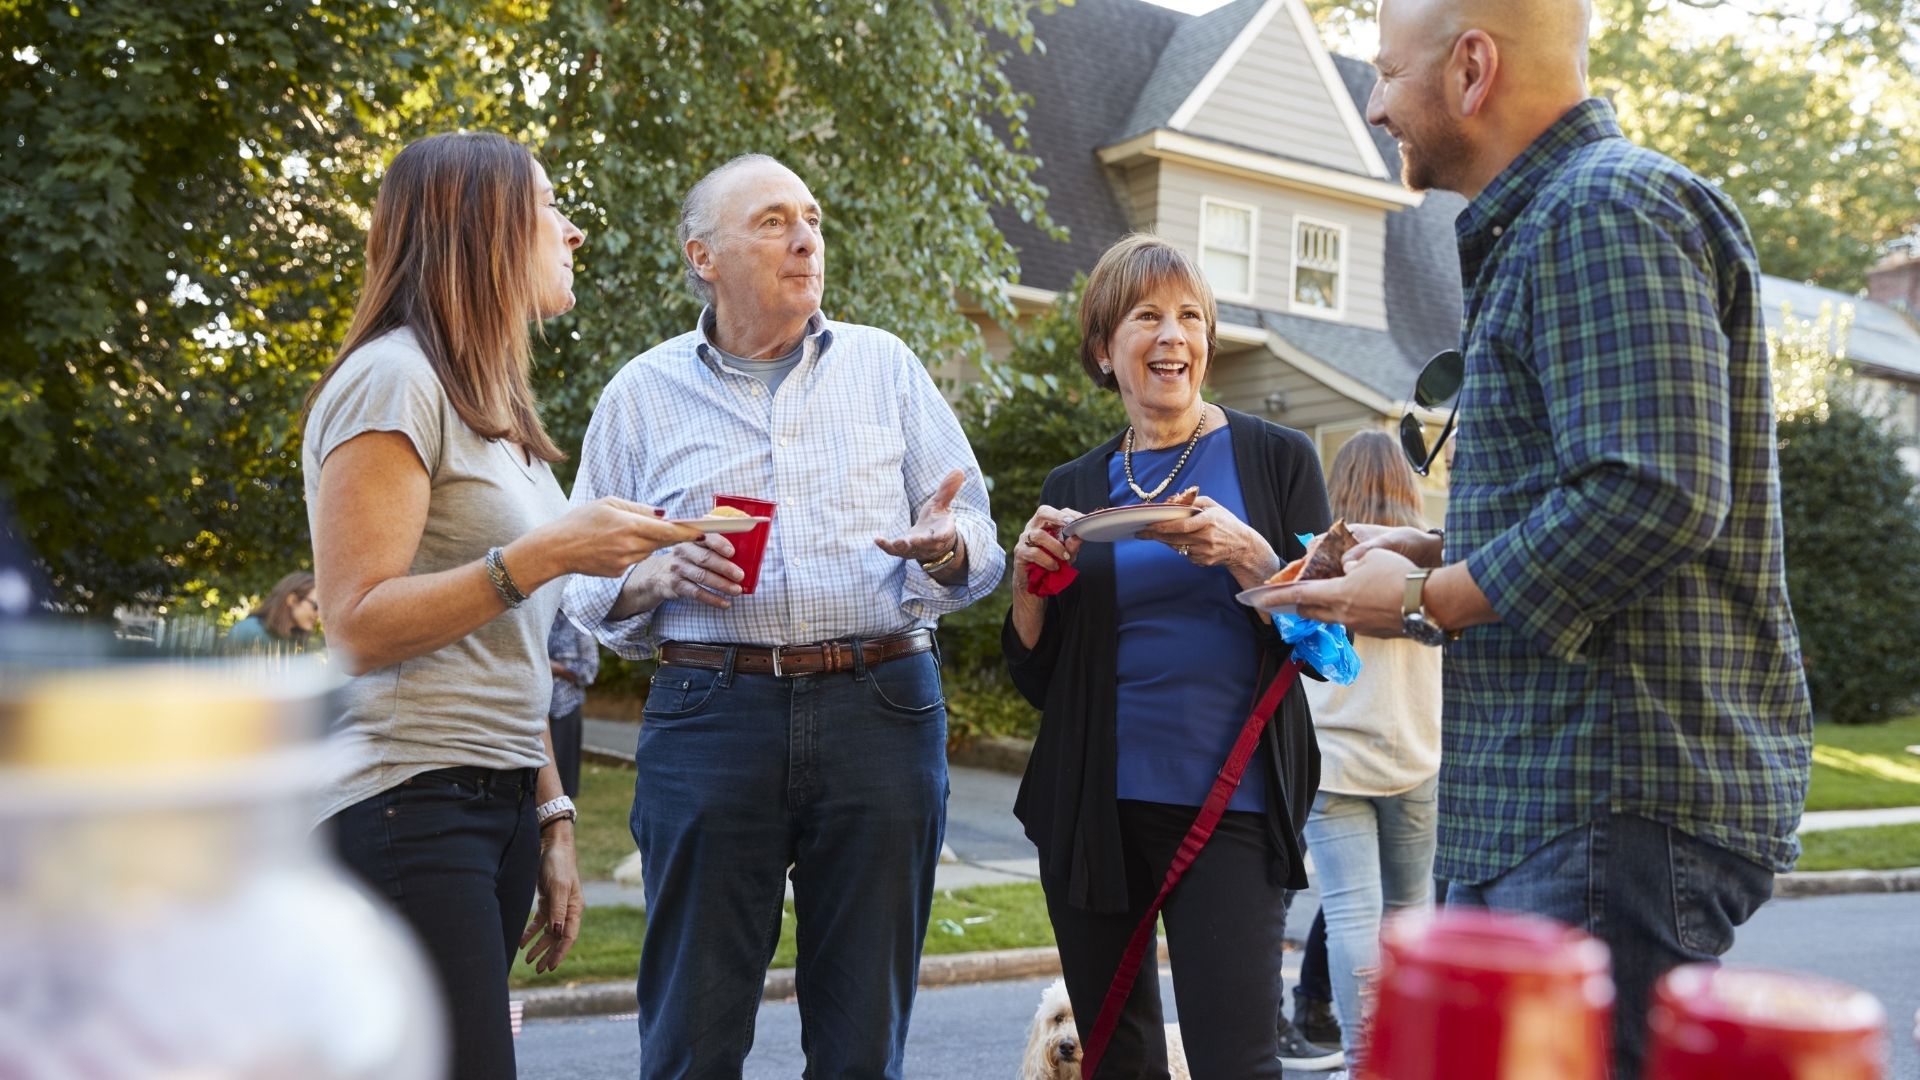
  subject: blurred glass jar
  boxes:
[0,638,445,1079]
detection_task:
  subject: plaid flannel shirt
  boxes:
[1440,98,1812,883]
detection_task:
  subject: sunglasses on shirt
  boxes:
[1400,348,1463,477]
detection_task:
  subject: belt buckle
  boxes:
[770,645,786,678]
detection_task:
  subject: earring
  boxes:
[1100,364,1111,374]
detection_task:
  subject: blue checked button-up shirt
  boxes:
[1440,99,1812,884]
[565,310,1005,657]
[547,609,599,719]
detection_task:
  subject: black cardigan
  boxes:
[1003,407,1332,914]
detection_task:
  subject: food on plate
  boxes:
[1266,520,1356,584]
[707,505,751,518]
[1161,486,1200,507]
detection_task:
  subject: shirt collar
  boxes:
[695,306,832,371]
[1456,97,1622,249]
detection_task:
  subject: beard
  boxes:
[1398,110,1473,195]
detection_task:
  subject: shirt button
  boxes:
[1491,225,1505,237]
[780,437,790,447]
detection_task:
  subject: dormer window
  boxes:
[1292,217,1346,318]
[1200,197,1257,303]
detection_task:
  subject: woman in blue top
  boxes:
[225,570,320,652]
[1006,234,1332,1079]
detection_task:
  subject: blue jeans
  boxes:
[631,648,949,1080]
[1300,775,1439,1058]
[1441,814,1775,1080]
[332,766,541,1080]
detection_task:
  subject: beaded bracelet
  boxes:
[485,546,528,608]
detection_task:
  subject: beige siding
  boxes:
[1150,162,1387,330]
[1210,348,1371,430]
[1181,9,1369,175]
[1124,163,1159,233]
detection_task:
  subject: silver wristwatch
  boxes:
[535,795,577,830]
[1402,569,1450,647]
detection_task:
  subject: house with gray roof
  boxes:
[969,0,1920,509]
[966,0,1466,519]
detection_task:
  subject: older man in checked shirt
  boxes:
[564,153,1003,1079]
[1263,0,1813,1075]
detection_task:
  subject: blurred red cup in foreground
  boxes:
[713,494,775,594]
[1364,907,1613,1080]
[1645,964,1885,1080]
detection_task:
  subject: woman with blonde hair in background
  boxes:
[302,131,698,1079]
[1299,430,1443,1071]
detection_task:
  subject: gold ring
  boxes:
[1178,545,1190,557]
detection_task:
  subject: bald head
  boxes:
[1381,0,1589,87]
[1369,0,1591,196]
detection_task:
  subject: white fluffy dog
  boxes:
[1020,977,1190,1080]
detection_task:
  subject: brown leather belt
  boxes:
[658,628,935,678]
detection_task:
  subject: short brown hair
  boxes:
[305,132,564,463]
[1326,430,1426,529]
[1078,234,1218,391]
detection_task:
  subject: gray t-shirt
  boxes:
[709,338,804,395]
[303,327,569,822]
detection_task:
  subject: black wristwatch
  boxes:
[1402,568,1451,647]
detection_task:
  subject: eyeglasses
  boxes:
[1399,349,1463,477]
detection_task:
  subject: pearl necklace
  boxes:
[1122,408,1207,502]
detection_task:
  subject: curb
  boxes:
[947,734,1034,776]
[520,942,1167,1021]
[521,869,1919,1020]
[1774,866,1920,897]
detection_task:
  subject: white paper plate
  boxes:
[1233,582,1300,615]
[672,515,770,534]
[1058,504,1200,543]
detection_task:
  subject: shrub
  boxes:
[1777,402,1920,723]
[938,279,1130,745]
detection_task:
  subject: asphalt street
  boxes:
[516,891,1919,1079]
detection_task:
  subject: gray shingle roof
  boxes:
[989,0,1184,293]
[1761,275,1920,381]
[1120,0,1268,140]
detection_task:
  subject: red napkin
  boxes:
[1024,524,1079,597]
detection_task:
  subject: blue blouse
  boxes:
[1109,427,1265,811]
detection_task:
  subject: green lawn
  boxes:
[1797,822,1920,872]
[509,881,1055,990]
[1808,713,1920,811]
[573,763,641,880]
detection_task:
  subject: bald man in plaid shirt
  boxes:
[1263,0,1813,1074]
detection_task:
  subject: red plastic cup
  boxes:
[712,494,775,594]
[1644,964,1886,1080]
[1364,908,1613,1080]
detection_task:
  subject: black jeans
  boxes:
[333,766,541,1080]
[1047,800,1290,1080]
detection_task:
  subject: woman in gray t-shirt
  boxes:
[303,132,697,1080]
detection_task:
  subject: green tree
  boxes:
[940,280,1127,742]
[0,0,528,613]
[1777,402,1920,723]
[515,0,1061,483]
[2,0,1060,613]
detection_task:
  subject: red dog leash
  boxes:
[1079,657,1305,1080]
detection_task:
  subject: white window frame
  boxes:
[1289,214,1348,322]
[1198,196,1259,305]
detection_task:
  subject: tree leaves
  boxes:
[5,0,1057,611]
